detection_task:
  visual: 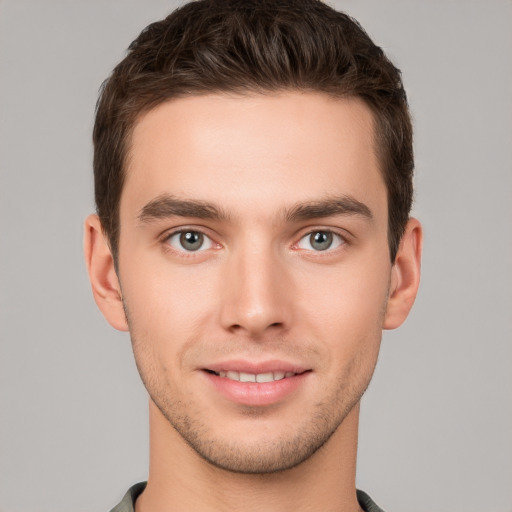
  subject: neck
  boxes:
[136,400,363,512]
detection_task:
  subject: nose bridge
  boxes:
[220,234,290,336]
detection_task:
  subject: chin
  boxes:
[154,391,359,475]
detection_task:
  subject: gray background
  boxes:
[1,1,511,511]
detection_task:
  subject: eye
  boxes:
[296,230,345,252]
[166,230,213,252]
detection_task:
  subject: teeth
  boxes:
[256,372,274,383]
[216,371,296,382]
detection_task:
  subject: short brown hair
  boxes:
[93,0,413,263]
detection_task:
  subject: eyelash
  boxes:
[294,229,347,253]
[160,227,349,256]
[161,228,219,255]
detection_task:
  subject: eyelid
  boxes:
[293,227,349,252]
[160,226,221,254]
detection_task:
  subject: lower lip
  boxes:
[203,371,310,406]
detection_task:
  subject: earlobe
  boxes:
[83,214,129,332]
[383,218,423,330]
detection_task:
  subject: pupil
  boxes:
[311,231,332,251]
[180,231,203,251]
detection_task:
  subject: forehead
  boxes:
[122,92,386,223]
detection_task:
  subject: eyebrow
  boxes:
[137,193,373,225]
[138,194,229,223]
[284,195,373,223]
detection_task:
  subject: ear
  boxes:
[383,218,423,330]
[83,214,129,331]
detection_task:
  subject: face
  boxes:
[116,92,393,473]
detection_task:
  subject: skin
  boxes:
[85,92,422,512]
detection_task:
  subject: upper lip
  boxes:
[203,360,310,375]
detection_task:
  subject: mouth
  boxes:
[201,364,311,406]
[204,369,302,383]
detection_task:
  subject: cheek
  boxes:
[305,264,388,310]
[296,258,390,351]
[119,256,219,344]
[121,270,206,393]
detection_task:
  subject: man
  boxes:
[84,1,422,511]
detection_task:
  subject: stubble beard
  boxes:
[129,333,379,476]
[120,282,387,475]
[153,394,363,474]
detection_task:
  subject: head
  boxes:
[93,0,413,266]
[86,0,421,476]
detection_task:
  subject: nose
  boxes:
[219,244,292,338]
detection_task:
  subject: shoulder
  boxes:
[109,482,147,512]
[357,489,387,512]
